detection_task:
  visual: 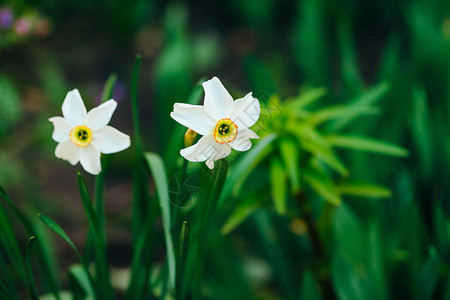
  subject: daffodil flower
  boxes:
[49,89,131,175]
[171,77,260,169]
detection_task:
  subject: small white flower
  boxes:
[49,89,131,175]
[170,77,260,169]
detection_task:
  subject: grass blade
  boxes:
[0,185,60,300]
[176,221,190,300]
[25,236,39,300]
[38,213,97,299]
[270,157,287,214]
[325,134,409,157]
[145,152,176,292]
[337,183,391,198]
[78,173,114,300]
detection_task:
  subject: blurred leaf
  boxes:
[25,236,39,300]
[0,74,22,135]
[293,0,329,85]
[300,271,322,300]
[270,157,288,214]
[308,105,380,126]
[411,85,433,179]
[286,87,327,110]
[304,167,341,206]
[337,183,391,198]
[68,264,95,300]
[219,133,277,206]
[0,186,61,300]
[279,138,301,193]
[331,82,390,131]
[221,197,260,235]
[38,214,96,299]
[337,19,363,96]
[145,153,176,292]
[325,134,408,157]
[418,248,440,300]
[176,221,189,300]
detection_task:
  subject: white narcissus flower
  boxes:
[170,77,260,169]
[49,89,131,175]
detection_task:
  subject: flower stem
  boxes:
[296,193,337,300]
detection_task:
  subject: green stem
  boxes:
[296,193,337,300]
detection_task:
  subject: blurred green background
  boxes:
[1,0,450,299]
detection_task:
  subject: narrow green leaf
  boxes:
[270,157,288,214]
[100,74,118,103]
[221,197,260,235]
[279,138,301,193]
[25,236,39,300]
[144,153,176,292]
[68,264,95,300]
[78,174,114,300]
[38,214,79,257]
[331,82,390,131]
[325,134,408,157]
[38,214,96,299]
[301,139,348,177]
[337,183,391,198]
[0,185,62,300]
[307,105,380,126]
[304,167,341,206]
[176,221,190,300]
[286,87,327,110]
[219,133,277,206]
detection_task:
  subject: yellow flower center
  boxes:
[70,125,92,147]
[214,118,237,144]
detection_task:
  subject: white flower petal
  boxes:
[92,126,131,154]
[229,92,260,129]
[62,89,88,126]
[55,140,80,165]
[206,158,215,169]
[203,77,234,120]
[170,103,215,135]
[230,129,259,152]
[180,134,231,165]
[85,100,118,131]
[79,145,101,175]
[49,117,72,142]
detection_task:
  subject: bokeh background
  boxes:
[1,0,450,299]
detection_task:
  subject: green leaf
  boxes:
[100,74,118,103]
[25,236,39,300]
[331,82,390,131]
[144,153,176,292]
[325,134,408,157]
[77,174,114,300]
[221,197,260,235]
[68,264,95,300]
[219,133,277,206]
[279,138,301,193]
[302,141,349,177]
[304,167,341,206]
[286,87,327,110]
[307,105,380,126]
[0,186,61,300]
[337,183,391,198]
[270,157,288,214]
[38,214,80,259]
[38,214,96,299]
[176,221,190,300]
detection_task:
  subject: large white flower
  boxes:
[170,77,260,169]
[49,89,131,175]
